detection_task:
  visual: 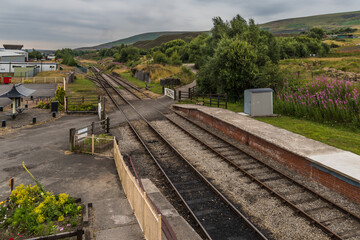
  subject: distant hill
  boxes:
[77,31,202,50]
[260,10,360,34]
[132,32,205,49]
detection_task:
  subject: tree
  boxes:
[307,27,325,40]
[28,49,42,60]
[153,51,168,65]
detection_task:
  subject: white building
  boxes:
[0,44,58,73]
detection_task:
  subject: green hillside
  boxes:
[77,32,198,50]
[132,32,205,49]
[260,10,360,34]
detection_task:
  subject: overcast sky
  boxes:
[0,0,358,50]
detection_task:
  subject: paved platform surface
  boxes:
[0,115,143,239]
[0,83,57,107]
[175,104,360,185]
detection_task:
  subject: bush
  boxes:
[275,76,360,126]
[153,51,168,65]
[0,184,82,237]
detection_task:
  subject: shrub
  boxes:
[275,76,360,126]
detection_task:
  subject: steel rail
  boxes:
[93,68,268,240]
[108,71,360,240]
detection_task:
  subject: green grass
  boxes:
[255,116,360,155]
[119,71,163,94]
[67,77,98,97]
[177,98,360,155]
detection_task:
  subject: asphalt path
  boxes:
[0,114,143,239]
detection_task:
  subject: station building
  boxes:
[0,44,58,74]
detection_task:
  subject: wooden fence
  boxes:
[113,139,162,240]
[11,77,65,84]
[65,96,100,114]
[178,87,228,109]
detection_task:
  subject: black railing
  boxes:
[178,87,227,109]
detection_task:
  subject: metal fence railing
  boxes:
[178,87,228,109]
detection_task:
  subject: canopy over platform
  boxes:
[0,84,35,99]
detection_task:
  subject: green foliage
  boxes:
[118,47,140,63]
[153,51,168,64]
[28,49,43,60]
[197,14,282,101]
[0,184,82,237]
[307,27,325,40]
[84,134,113,146]
[55,86,66,105]
[68,103,96,111]
[36,101,50,109]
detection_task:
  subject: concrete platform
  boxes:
[174,104,360,204]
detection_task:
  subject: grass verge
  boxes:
[119,71,163,94]
[67,77,98,98]
[255,116,360,155]
[178,99,360,155]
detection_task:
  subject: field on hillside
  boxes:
[260,11,360,34]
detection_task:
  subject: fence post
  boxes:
[217,95,219,108]
[225,94,228,109]
[91,134,95,155]
[210,95,212,107]
[106,117,110,133]
[179,91,182,102]
[70,128,76,151]
[188,88,191,100]
[65,96,68,112]
[158,214,162,240]
[91,122,95,134]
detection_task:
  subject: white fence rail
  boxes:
[11,77,65,84]
[164,88,175,100]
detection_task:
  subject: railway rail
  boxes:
[91,67,267,240]
[106,70,360,240]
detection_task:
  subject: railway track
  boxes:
[92,67,267,240]
[106,70,360,240]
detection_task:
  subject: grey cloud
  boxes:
[0,0,359,49]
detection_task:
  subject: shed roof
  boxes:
[245,88,274,93]
[0,84,35,98]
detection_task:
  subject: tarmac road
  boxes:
[0,114,143,239]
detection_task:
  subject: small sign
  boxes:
[77,127,88,140]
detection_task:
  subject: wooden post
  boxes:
[91,122,95,134]
[63,77,66,91]
[188,87,191,100]
[106,117,110,133]
[217,95,220,108]
[91,134,95,155]
[143,192,146,231]
[179,91,182,102]
[76,229,82,240]
[69,128,76,151]
[210,95,212,107]
[225,94,228,109]
[65,96,68,112]
[158,214,162,240]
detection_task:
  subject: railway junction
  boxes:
[0,67,359,239]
